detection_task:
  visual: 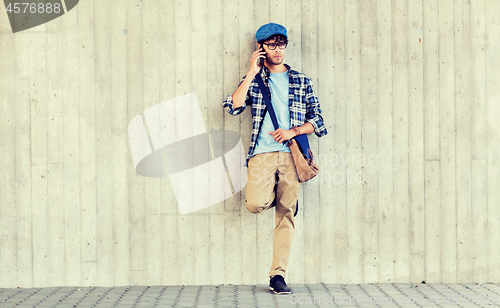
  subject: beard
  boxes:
[266,54,283,66]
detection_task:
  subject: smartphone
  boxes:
[258,45,265,68]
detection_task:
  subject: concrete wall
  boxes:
[1,0,499,288]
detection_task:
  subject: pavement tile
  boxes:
[161,295,180,301]
[238,300,256,305]
[2,283,499,307]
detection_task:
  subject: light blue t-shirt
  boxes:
[253,71,291,156]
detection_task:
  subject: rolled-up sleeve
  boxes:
[223,76,248,116]
[305,79,328,137]
[223,94,247,115]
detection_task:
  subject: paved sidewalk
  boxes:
[1,283,500,307]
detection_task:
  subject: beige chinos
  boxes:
[245,151,301,278]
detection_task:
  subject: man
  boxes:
[223,22,327,294]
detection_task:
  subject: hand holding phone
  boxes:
[250,46,265,75]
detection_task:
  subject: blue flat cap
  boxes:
[256,23,287,43]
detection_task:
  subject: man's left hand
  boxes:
[268,128,296,144]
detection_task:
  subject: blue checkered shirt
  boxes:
[223,64,328,167]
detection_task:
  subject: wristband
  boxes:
[292,126,300,137]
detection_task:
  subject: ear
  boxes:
[256,42,262,50]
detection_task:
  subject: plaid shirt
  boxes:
[223,64,328,167]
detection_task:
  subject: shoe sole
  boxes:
[269,287,291,294]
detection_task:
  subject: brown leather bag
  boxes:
[287,137,319,182]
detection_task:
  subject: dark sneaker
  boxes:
[269,275,291,294]
[294,200,298,217]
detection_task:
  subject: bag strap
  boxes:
[255,73,280,131]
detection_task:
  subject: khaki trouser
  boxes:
[245,151,301,278]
